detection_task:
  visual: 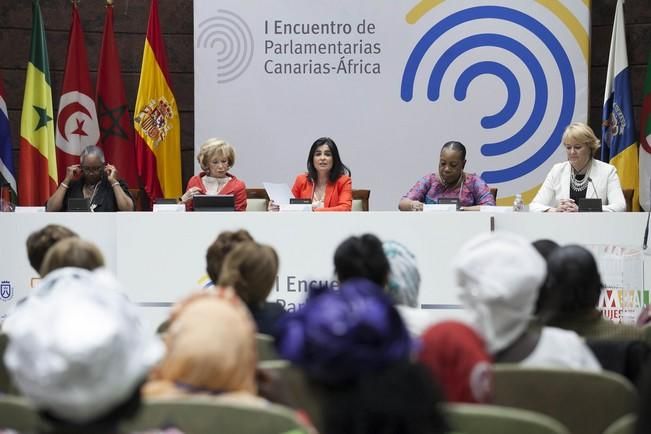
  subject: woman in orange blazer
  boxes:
[180,138,247,211]
[271,137,352,211]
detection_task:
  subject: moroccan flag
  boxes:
[96,2,139,188]
[55,2,99,183]
[0,71,17,200]
[601,0,639,211]
[18,0,57,206]
[639,49,651,210]
[133,0,181,200]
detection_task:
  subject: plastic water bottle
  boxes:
[513,193,524,212]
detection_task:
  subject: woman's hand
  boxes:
[267,200,280,212]
[558,198,578,213]
[65,164,81,183]
[180,187,202,203]
[105,164,119,183]
[410,200,424,211]
[311,200,324,210]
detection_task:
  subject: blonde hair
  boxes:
[218,242,279,305]
[196,138,235,171]
[562,122,600,152]
[40,238,105,276]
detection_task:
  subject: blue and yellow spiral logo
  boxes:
[401,1,589,187]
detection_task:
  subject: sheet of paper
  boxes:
[263,183,294,204]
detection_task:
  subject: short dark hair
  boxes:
[532,239,560,260]
[543,245,603,314]
[205,229,254,284]
[307,137,351,183]
[334,234,390,287]
[26,224,78,274]
[532,239,560,315]
[441,141,466,160]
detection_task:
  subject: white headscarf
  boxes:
[3,267,163,423]
[454,232,546,354]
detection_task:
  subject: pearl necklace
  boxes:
[570,163,591,192]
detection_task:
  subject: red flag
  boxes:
[55,3,99,183]
[96,3,139,188]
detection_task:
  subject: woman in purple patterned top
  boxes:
[399,142,495,211]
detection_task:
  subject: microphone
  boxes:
[644,211,650,250]
[588,177,599,200]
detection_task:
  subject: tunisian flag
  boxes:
[96,2,139,188]
[133,0,182,200]
[55,3,99,183]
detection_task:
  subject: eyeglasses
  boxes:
[81,166,104,174]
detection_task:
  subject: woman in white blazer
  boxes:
[530,122,626,212]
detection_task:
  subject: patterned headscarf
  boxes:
[383,240,420,307]
[418,321,492,403]
[274,278,412,385]
[144,287,258,397]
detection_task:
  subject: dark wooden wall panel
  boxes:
[0,0,649,191]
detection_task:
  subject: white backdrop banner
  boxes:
[193,0,590,209]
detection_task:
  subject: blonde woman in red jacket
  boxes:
[180,138,247,211]
[270,137,352,212]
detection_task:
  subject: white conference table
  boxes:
[1,211,648,331]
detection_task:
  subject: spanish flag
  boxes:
[18,0,57,206]
[133,0,181,201]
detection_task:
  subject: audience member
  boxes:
[532,238,560,316]
[3,267,163,433]
[274,278,447,434]
[25,224,78,274]
[454,232,600,370]
[143,288,311,434]
[143,289,261,402]
[382,240,436,336]
[39,238,105,277]
[542,245,651,345]
[418,321,492,404]
[217,241,285,334]
[205,229,254,285]
[334,234,389,286]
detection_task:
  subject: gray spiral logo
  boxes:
[197,10,254,83]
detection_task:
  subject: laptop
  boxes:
[193,195,235,212]
[68,197,91,212]
[437,198,460,210]
[578,198,603,212]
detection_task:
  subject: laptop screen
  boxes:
[193,195,235,212]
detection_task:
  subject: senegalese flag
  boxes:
[639,49,651,211]
[133,0,181,200]
[601,0,639,211]
[18,0,57,206]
